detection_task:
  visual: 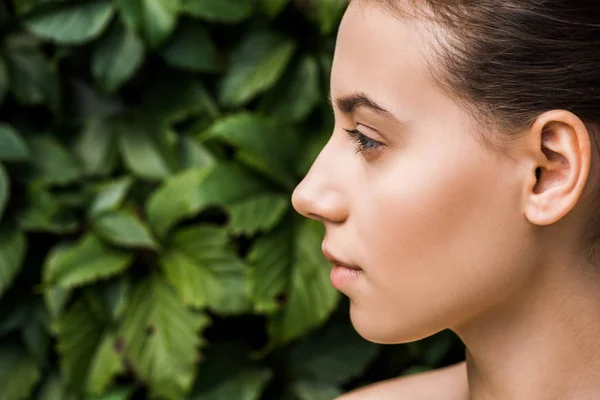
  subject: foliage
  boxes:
[0,0,464,399]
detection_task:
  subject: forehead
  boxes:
[332,2,443,120]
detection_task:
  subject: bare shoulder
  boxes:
[336,361,468,400]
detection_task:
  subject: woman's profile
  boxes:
[291,0,600,398]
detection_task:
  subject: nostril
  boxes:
[307,212,326,223]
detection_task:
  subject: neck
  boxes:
[454,251,600,400]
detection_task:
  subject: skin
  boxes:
[291,2,600,399]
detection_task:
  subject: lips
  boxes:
[322,245,361,271]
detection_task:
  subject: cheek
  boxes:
[348,140,530,343]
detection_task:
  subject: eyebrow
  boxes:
[330,92,392,116]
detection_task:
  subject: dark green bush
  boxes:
[0,0,464,399]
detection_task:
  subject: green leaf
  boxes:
[413,329,458,367]
[11,0,61,15]
[93,278,130,322]
[297,128,330,177]
[92,20,145,93]
[92,210,158,249]
[0,124,30,161]
[0,343,41,400]
[17,186,79,234]
[261,55,320,122]
[118,0,181,48]
[0,222,26,299]
[44,234,133,289]
[402,365,433,376]
[143,76,219,124]
[227,194,289,236]
[202,113,298,187]
[260,0,288,18]
[21,314,50,366]
[87,387,132,400]
[311,0,347,35]
[120,277,210,399]
[24,1,114,44]
[191,369,272,400]
[190,342,257,392]
[0,300,28,335]
[89,177,134,217]
[179,137,217,169]
[21,304,50,367]
[159,20,218,72]
[160,225,250,314]
[146,162,268,238]
[56,296,123,394]
[4,34,60,107]
[260,219,340,347]
[0,56,8,105]
[27,136,83,186]
[289,318,380,384]
[75,118,119,177]
[247,222,292,314]
[287,381,342,400]
[36,372,77,400]
[44,287,70,320]
[0,165,7,223]
[182,0,252,23]
[219,30,295,107]
[67,79,123,123]
[117,115,179,180]
[86,333,123,395]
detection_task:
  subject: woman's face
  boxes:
[291,2,539,344]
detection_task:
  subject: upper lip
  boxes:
[322,244,361,270]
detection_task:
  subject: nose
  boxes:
[291,138,349,224]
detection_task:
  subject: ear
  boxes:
[523,110,592,226]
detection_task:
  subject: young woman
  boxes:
[291,1,600,399]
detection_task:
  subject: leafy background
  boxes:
[0,0,465,399]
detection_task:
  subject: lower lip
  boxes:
[330,265,363,289]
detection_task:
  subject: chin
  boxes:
[349,303,441,345]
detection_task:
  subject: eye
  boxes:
[344,128,384,156]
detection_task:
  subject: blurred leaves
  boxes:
[75,118,119,177]
[27,136,83,186]
[23,1,115,44]
[219,30,296,107]
[227,194,289,236]
[0,165,8,222]
[146,162,267,238]
[118,0,180,48]
[201,113,299,188]
[0,343,41,400]
[92,210,158,250]
[43,234,133,289]
[0,124,30,161]
[92,21,145,93]
[3,33,60,108]
[262,54,321,122]
[120,277,210,399]
[159,20,218,72]
[0,56,8,105]
[160,225,250,314]
[56,295,123,394]
[0,222,26,299]
[265,220,340,347]
[117,114,179,180]
[182,0,253,23]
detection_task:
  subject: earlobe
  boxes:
[524,111,592,226]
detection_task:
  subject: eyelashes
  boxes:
[343,128,384,156]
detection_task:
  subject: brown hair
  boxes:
[351,0,600,257]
